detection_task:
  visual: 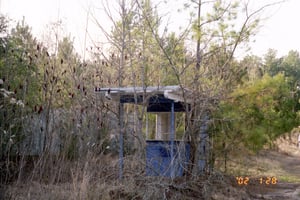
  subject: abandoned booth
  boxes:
[95,85,209,178]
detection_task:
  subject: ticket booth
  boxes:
[95,85,206,179]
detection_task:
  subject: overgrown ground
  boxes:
[2,131,300,200]
[222,129,300,200]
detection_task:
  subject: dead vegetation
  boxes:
[1,152,256,200]
[3,130,300,200]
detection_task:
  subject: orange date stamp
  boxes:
[235,176,278,185]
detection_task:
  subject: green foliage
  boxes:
[264,50,300,111]
[0,18,35,157]
[161,32,187,85]
[0,98,24,157]
[263,49,280,76]
[190,0,254,54]
[1,19,41,109]
[265,49,300,86]
[240,55,263,81]
[214,74,298,152]
[0,0,294,181]
[280,50,300,79]
[0,18,86,160]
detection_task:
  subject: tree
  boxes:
[179,0,280,176]
[240,55,263,81]
[214,74,298,155]
[90,0,287,177]
[0,17,44,182]
[264,49,281,76]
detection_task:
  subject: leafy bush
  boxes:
[213,74,299,152]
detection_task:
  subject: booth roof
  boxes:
[95,85,192,103]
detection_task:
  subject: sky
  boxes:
[0,0,299,59]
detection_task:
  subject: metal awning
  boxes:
[94,85,192,105]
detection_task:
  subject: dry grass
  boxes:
[3,153,120,200]
[3,152,255,200]
[6,130,300,200]
[218,129,300,182]
[208,131,300,199]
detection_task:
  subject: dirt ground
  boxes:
[238,150,300,200]
[232,130,300,200]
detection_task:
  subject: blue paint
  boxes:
[146,140,190,177]
[170,101,175,179]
